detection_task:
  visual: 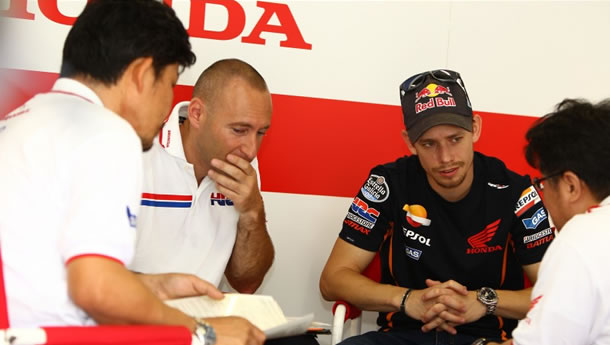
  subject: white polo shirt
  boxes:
[512,196,610,345]
[129,101,259,287]
[0,78,141,327]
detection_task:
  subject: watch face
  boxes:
[479,287,498,303]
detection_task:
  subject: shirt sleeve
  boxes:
[512,236,593,345]
[58,129,141,266]
[339,167,392,252]
[510,184,554,265]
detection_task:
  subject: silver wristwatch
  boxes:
[476,287,498,315]
[194,320,216,345]
[471,338,491,345]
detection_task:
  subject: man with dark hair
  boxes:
[481,99,610,345]
[131,58,275,294]
[320,69,554,345]
[0,1,264,344]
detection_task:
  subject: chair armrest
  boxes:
[332,301,362,321]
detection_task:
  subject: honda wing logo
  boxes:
[466,219,503,254]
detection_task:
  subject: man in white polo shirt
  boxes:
[0,1,264,344]
[131,59,275,293]
[480,99,610,345]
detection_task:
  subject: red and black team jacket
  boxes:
[339,152,553,339]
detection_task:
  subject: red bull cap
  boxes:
[399,69,473,143]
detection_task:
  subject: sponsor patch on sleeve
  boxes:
[514,186,541,217]
[361,174,389,203]
[522,207,547,230]
[523,227,553,244]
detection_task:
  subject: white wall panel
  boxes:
[448,1,610,116]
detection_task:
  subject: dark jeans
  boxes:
[338,330,483,345]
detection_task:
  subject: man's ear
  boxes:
[187,97,205,129]
[113,57,154,117]
[402,129,417,155]
[123,57,155,94]
[560,171,584,203]
[472,114,483,143]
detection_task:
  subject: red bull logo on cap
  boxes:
[414,83,457,114]
[414,83,453,102]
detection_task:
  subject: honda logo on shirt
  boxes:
[210,193,234,206]
[466,219,503,254]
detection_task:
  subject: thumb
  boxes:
[425,278,441,287]
[193,279,224,300]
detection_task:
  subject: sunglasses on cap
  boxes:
[400,69,471,106]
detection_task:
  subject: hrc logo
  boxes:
[351,197,380,223]
[210,193,234,206]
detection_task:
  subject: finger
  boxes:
[436,320,458,335]
[437,294,466,313]
[210,158,246,182]
[438,309,466,324]
[421,303,446,323]
[425,278,441,287]
[421,317,446,333]
[444,280,468,295]
[208,169,242,196]
[210,176,240,200]
[252,327,266,345]
[226,153,255,175]
[421,287,459,301]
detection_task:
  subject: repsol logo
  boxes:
[402,228,431,247]
[1,0,312,50]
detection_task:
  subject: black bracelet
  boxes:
[399,288,412,315]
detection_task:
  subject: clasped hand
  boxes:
[406,279,487,334]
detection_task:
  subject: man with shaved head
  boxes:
[130,59,274,295]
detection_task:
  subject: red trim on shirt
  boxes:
[48,90,94,104]
[0,249,11,327]
[4,108,30,120]
[65,254,124,266]
[141,193,193,201]
[587,205,600,213]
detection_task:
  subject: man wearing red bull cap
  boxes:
[320,69,553,345]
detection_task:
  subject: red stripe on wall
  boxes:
[2,68,540,198]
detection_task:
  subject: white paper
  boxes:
[166,294,312,339]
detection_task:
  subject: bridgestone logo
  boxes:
[347,212,375,229]
[523,228,553,244]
